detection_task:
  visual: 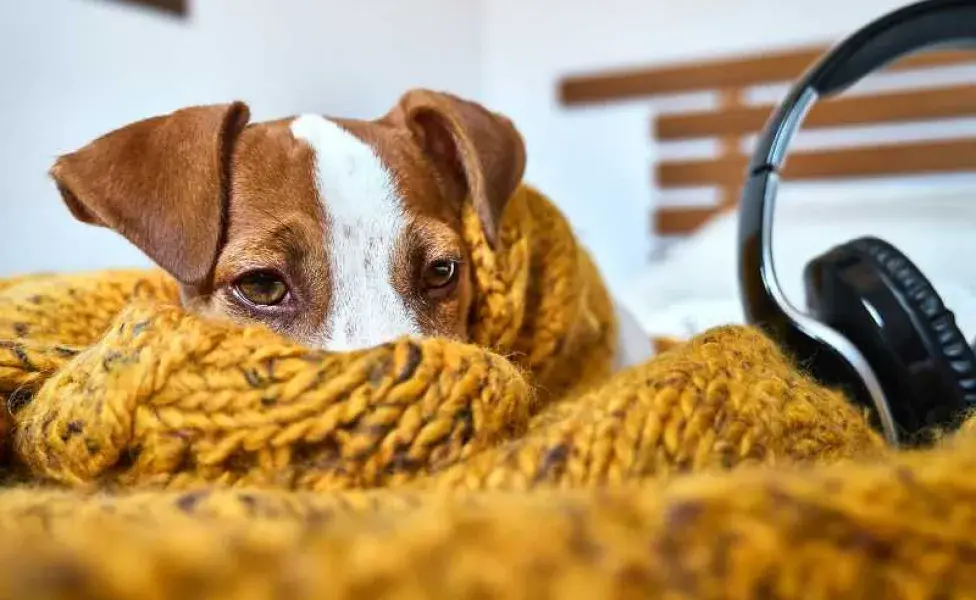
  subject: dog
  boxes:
[49,90,651,370]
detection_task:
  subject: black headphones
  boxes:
[739,0,976,447]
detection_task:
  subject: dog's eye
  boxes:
[233,271,289,306]
[422,259,458,293]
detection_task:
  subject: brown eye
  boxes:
[233,271,289,306]
[422,259,458,294]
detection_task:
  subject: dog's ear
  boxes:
[50,102,251,285]
[397,90,526,247]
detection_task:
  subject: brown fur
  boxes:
[50,102,250,285]
[48,90,526,349]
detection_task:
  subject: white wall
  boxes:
[480,0,976,297]
[4,0,973,297]
[0,0,481,276]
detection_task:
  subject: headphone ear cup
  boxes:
[803,236,976,439]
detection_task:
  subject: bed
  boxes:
[558,44,976,354]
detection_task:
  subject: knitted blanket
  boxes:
[0,186,974,598]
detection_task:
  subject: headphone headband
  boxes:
[755,0,976,174]
[739,0,976,445]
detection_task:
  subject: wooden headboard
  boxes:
[558,44,976,238]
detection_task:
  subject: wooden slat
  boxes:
[657,139,976,188]
[653,206,725,235]
[716,88,746,207]
[560,47,975,105]
[657,85,976,140]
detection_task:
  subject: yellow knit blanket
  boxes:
[1,186,974,598]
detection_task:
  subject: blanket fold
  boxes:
[0,185,973,598]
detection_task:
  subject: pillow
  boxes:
[622,184,976,337]
[632,297,745,339]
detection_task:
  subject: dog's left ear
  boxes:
[397,90,526,247]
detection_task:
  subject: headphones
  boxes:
[739,0,976,447]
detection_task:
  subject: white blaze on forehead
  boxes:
[290,114,420,351]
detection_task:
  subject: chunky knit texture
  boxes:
[0,185,973,598]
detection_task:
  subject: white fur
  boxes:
[290,114,420,351]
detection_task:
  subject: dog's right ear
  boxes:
[50,102,250,285]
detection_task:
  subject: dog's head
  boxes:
[50,91,526,351]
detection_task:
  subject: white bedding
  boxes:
[620,184,976,346]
